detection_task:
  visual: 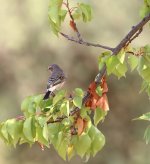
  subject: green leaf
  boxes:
[43,123,49,142]
[72,8,82,20]
[79,3,92,22]
[88,125,105,156]
[116,62,127,77]
[48,0,63,35]
[138,55,150,71]
[48,0,63,23]
[94,108,107,126]
[75,134,91,158]
[138,54,150,83]
[48,17,60,35]
[74,88,84,97]
[96,86,103,96]
[49,4,59,24]
[144,126,150,144]
[60,100,70,116]
[23,117,35,142]
[53,90,66,105]
[34,94,43,106]
[48,123,63,136]
[0,122,9,142]
[36,123,49,147]
[144,45,150,56]
[48,123,64,148]
[6,119,23,146]
[80,107,91,119]
[21,96,37,117]
[140,81,150,97]
[67,145,75,161]
[73,88,84,108]
[140,67,150,82]
[117,51,126,64]
[146,0,150,6]
[0,123,8,143]
[98,51,111,70]
[134,112,150,121]
[59,9,67,22]
[128,55,139,71]
[57,132,68,160]
[140,4,150,18]
[105,53,127,78]
[41,98,53,112]
[73,96,82,108]
[36,116,47,127]
[105,56,120,75]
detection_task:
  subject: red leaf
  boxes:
[85,77,109,111]
[69,20,77,31]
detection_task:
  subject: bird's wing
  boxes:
[47,73,65,89]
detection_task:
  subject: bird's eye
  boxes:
[48,66,53,71]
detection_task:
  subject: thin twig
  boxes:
[66,0,82,41]
[62,0,114,51]
[60,32,114,51]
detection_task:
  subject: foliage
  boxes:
[48,0,92,35]
[98,46,150,85]
[135,112,150,144]
[140,0,150,18]
[0,87,107,160]
[0,0,150,161]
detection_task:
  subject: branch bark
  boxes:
[60,32,114,51]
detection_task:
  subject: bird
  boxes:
[43,64,66,100]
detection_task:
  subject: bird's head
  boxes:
[48,64,60,71]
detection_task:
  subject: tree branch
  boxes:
[125,27,143,48]
[48,13,150,124]
[113,14,150,55]
[60,32,114,51]
[94,13,150,87]
[61,0,114,51]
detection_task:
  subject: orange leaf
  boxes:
[91,97,97,110]
[83,119,88,130]
[86,77,109,111]
[76,117,84,135]
[96,94,109,111]
[101,77,108,93]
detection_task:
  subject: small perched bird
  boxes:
[43,64,66,100]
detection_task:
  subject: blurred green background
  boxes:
[0,0,150,164]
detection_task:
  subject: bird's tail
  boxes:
[43,91,51,100]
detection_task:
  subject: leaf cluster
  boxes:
[48,0,92,35]
[0,88,106,161]
[98,45,150,97]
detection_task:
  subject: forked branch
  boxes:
[49,13,150,124]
